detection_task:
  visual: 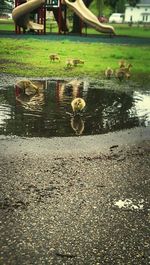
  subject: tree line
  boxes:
[0,0,140,14]
[0,0,13,13]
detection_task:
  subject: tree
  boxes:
[0,0,7,13]
[127,0,140,7]
[0,0,14,14]
[104,0,119,11]
[97,0,104,17]
[116,0,126,13]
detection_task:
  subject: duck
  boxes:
[124,63,133,73]
[105,67,114,79]
[124,64,132,79]
[119,63,132,79]
[15,79,39,96]
[49,54,60,62]
[71,97,86,114]
[71,115,85,135]
[125,72,131,79]
[115,68,126,81]
[116,63,132,81]
[66,59,74,69]
[72,59,84,66]
[119,60,126,69]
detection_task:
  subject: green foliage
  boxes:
[96,0,104,16]
[104,0,119,10]
[127,0,140,7]
[116,0,126,13]
[0,0,13,13]
[90,0,113,16]
[89,0,99,16]
[103,0,128,13]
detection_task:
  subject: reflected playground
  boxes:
[0,78,150,137]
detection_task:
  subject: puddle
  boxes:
[114,199,144,210]
[0,79,150,137]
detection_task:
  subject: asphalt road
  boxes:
[0,127,150,265]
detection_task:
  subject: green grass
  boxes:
[0,37,150,84]
[0,19,15,31]
[111,23,150,38]
[0,19,150,38]
[86,23,150,38]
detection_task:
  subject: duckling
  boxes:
[116,61,133,81]
[119,60,126,69]
[71,115,85,135]
[123,63,133,79]
[15,79,39,96]
[125,72,131,79]
[115,69,125,81]
[105,67,114,79]
[124,63,133,73]
[72,59,84,66]
[66,59,74,69]
[49,54,60,62]
[71,97,86,114]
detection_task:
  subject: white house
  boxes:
[124,0,150,23]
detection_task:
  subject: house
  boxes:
[124,0,150,23]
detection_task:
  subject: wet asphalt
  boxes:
[0,127,150,265]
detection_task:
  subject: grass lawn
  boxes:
[0,19,150,38]
[0,19,15,31]
[0,37,150,85]
[87,23,150,38]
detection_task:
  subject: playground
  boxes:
[0,1,150,264]
[12,0,114,35]
[0,0,150,79]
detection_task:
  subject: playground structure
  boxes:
[14,0,68,34]
[12,0,115,35]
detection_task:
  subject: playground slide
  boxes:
[64,0,115,34]
[12,0,115,34]
[12,0,45,30]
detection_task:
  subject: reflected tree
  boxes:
[85,88,139,134]
[0,81,147,137]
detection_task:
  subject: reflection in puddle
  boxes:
[71,115,85,136]
[133,92,150,127]
[0,79,150,137]
[0,105,11,128]
[114,199,144,210]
